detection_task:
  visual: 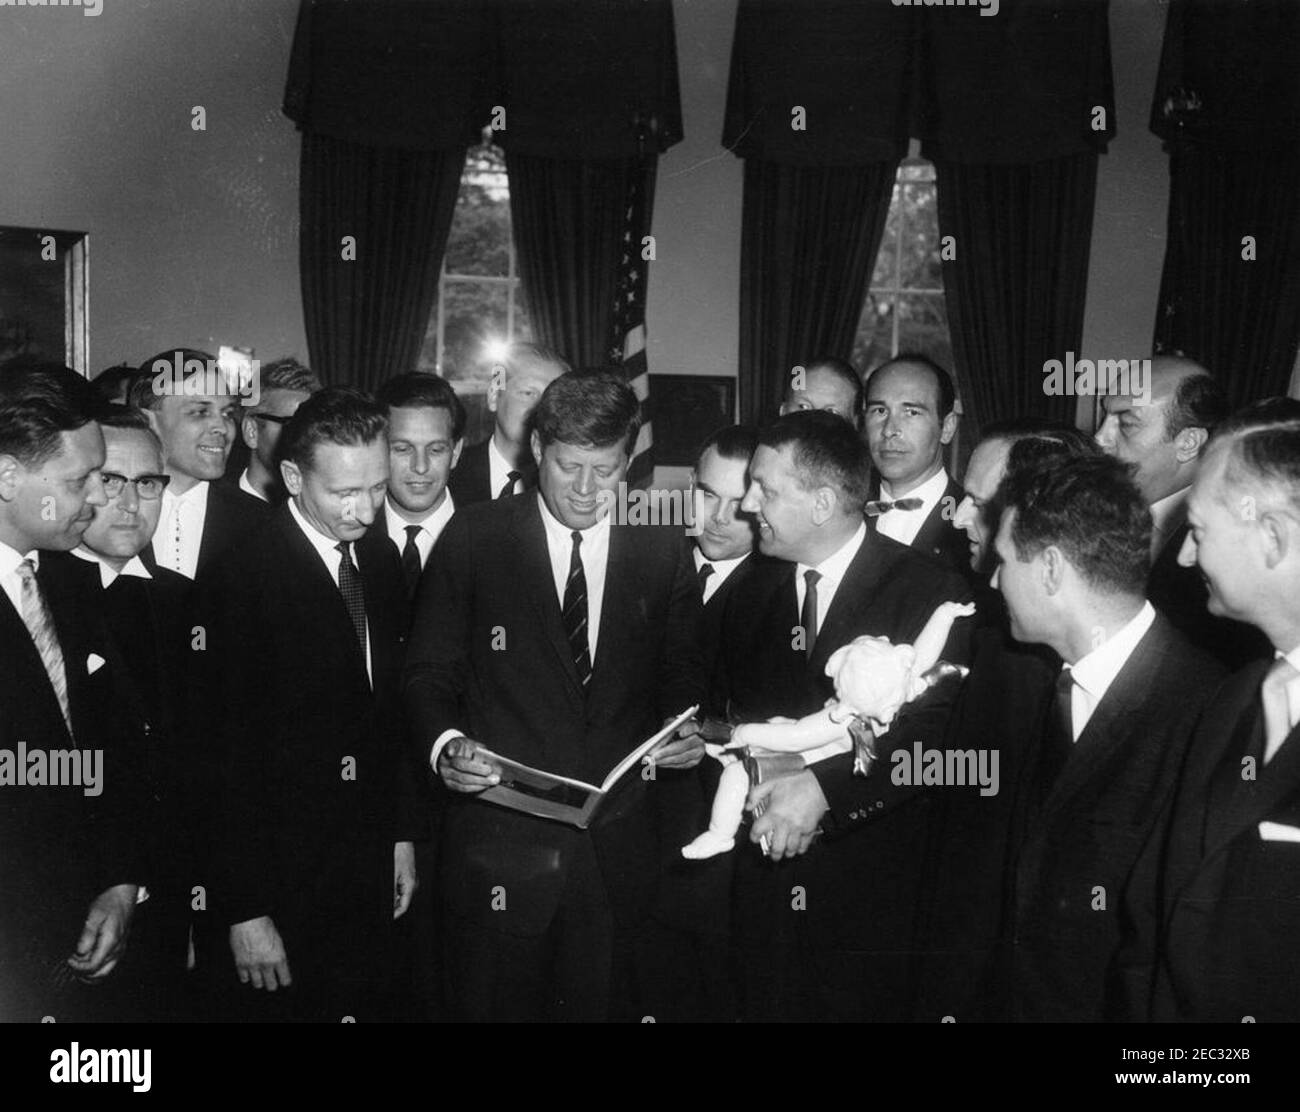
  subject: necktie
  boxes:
[1261,657,1300,764]
[498,470,522,500]
[401,524,423,599]
[866,497,924,516]
[697,562,715,596]
[1039,666,1075,797]
[800,569,822,659]
[562,530,592,690]
[335,542,368,657]
[15,559,72,737]
[168,497,184,572]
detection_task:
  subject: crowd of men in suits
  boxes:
[1,340,1299,1023]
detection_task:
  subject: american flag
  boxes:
[609,156,657,488]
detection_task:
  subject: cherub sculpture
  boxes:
[681,600,974,859]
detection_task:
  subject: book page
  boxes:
[599,705,699,792]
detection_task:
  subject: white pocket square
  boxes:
[1258,821,1300,843]
[86,652,106,676]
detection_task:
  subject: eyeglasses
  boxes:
[254,413,293,426]
[100,471,171,500]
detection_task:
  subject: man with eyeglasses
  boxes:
[42,403,198,1018]
[234,358,321,504]
[127,348,270,580]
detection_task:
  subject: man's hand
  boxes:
[230,916,292,991]
[748,770,829,860]
[437,736,500,792]
[393,841,417,920]
[67,883,138,980]
[648,715,705,770]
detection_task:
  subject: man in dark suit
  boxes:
[0,363,148,1022]
[1155,400,1300,1021]
[129,348,269,580]
[920,455,1224,1022]
[364,372,465,604]
[864,354,970,574]
[40,404,196,1019]
[405,369,706,1021]
[447,342,568,506]
[200,387,424,1021]
[1096,355,1265,669]
[714,410,972,1021]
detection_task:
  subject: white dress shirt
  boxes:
[287,498,373,684]
[152,480,210,579]
[385,491,455,570]
[1149,486,1189,559]
[795,521,867,635]
[1264,645,1300,764]
[488,436,524,499]
[1064,601,1158,741]
[71,546,153,588]
[693,547,749,605]
[0,540,39,618]
[238,469,268,503]
[874,468,949,547]
[428,494,613,770]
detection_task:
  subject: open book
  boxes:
[477,705,700,829]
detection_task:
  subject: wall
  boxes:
[0,0,306,370]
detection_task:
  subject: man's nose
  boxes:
[713,497,735,526]
[574,468,596,496]
[411,450,430,476]
[739,483,760,515]
[1095,417,1116,452]
[952,495,973,530]
[117,481,140,514]
[1177,529,1197,568]
[85,472,108,508]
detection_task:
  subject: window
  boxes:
[852,157,952,376]
[418,139,531,392]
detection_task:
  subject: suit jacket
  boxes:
[1155,658,1300,1021]
[403,494,705,937]
[0,558,148,1020]
[1148,521,1270,671]
[198,506,424,992]
[870,474,971,577]
[716,529,972,1019]
[447,437,537,508]
[141,480,270,580]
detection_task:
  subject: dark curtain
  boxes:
[1154,146,1300,406]
[505,152,658,369]
[299,133,466,389]
[738,160,897,426]
[935,153,1099,434]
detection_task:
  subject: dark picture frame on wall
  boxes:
[0,226,89,374]
[648,374,737,466]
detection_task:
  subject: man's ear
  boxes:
[280,459,303,497]
[1174,425,1207,465]
[0,453,20,503]
[940,410,959,446]
[810,485,837,526]
[450,437,464,469]
[1040,544,1066,596]
[486,364,506,414]
[530,431,543,469]
[1259,509,1292,570]
[241,413,259,451]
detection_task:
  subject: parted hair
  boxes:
[128,348,220,410]
[0,359,103,467]
[695,424,759,470]
[1165,373,1228,444]
[259,357,321,397]
[1212,397,1300,515]
[376,372,467,443]
[278,386,388,471]
[1000,453,1151,597]
[758,409,873,514]
[532,369,641,454]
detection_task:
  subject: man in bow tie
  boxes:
[1156,398,1300,1021]
[864,354,971,575]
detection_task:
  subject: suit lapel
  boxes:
[512,497,586,705]
[1203,714,1300,865]
[0,585,70,739]
[196,483,220,575]
[810,529,891,674]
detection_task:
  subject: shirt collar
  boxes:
[386,490,455,544]
[238,469,268,503]
[1150,486,1189,538]
[487,436,513,477]
[1069,601,1158,700]
[163,479,209,506]
[288,497,348,565]
[0,540,38,579]
[71,546,154,587]
[798,520,867,587]
[537,492,612,549]
[693,546,748,579]
[880,467,949,510]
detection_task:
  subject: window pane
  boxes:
[852,292,895,373]
[896,294,953,370]
[870,184,903,288]
[441,282,509,387]
[898,182,943,292]
[444,144,510,278]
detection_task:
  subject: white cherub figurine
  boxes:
[681,600,975,860]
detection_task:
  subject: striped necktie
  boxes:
[562,530,593,690]
[16,559,72,737]
[335,541,368,656]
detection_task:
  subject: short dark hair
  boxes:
[259,357,321,396]
[97,404,154,433]
[757,410,873,513]
[786,357,864,419]
[695,424,759,471]
[375,372,467,443]
[129,348,220,410]
[1164,373,1228,445]
[279,386,388,472]
[0,360,104,468]
[1211,398,1300,516]
[999,454,1151,597]
[867,353,957,419]
[93,364,140,403]
[982,422,1100,539]
[532,369,641,454]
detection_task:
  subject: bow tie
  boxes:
[866,497,923,516]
